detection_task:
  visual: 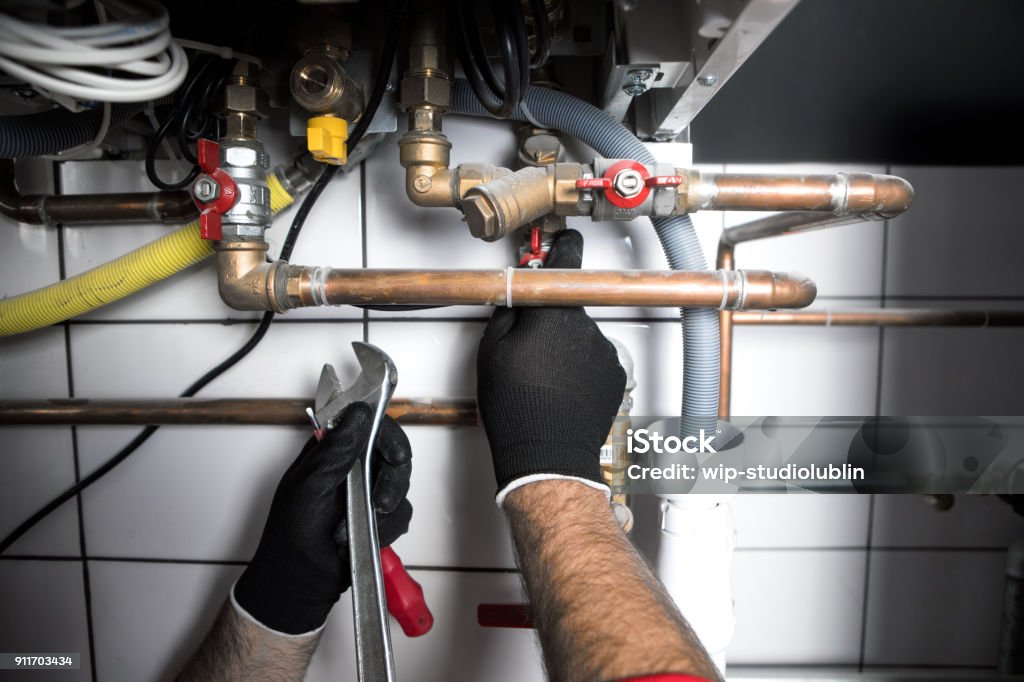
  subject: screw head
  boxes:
[622,69,654,97]
[626,69,653,83]
[193,177,219,202]
[413,175,432,193]
[697,74,718,87]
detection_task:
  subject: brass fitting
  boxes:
[399,8,450,112]
[217,61,270,140]
[398,131,453,207]
[397,6,461,207]
[290,47,364,122]
[214,241,285,312]
[462,163,588,241]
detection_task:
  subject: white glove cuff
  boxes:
[230,580,327,639]
[495,474,611,509]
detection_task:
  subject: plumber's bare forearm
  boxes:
[504,480,721,682]
[176,600,321,682]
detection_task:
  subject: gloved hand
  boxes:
[477,229,627,506]
[233,403,413,635]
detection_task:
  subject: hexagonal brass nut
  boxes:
[224,146,266,168]
[462,193,503,242]
[400,76,451,110]
[218,83,270,119]
[409,44,444,72]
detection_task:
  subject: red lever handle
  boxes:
[381,546,434,637]
[192,139,239,241]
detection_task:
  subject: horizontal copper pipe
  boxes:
[288,267,817,310]
[687,171,914,217]
[733,309,1024,327]
[0,398,478,427]
[0,160,196,225]
[721,212,871,247]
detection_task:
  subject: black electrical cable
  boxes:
[0,7,409,557]
[144,55,233,190]
[453,0,534,119]
[527,0,551,68]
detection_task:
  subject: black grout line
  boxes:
[859,188,888,672]
[54,160,97,682]
[731,546,1011,553]
[858,494,876,673]
[63,318,366,326]
[360,160,370,344]
[87,557,249,566]
[0,546,1011,562]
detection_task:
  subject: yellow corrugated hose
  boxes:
[0,172,295,337]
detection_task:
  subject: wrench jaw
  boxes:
[314,343,398,433]
[353,341,397,393]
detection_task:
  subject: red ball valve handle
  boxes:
[191,139,239,241]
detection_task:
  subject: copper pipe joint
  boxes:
[679,170,914,217]
[283,266,816,310]
[0,398,478,427]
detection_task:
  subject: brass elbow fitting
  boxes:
[399,131,454,207]
[214,241,286,312]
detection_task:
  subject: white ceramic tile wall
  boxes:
[3,149,1023,680]
[863,550,1007,666]
[89,561,542,682]
[0,561,91,682]
[728,550,867,665]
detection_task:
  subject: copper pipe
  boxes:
[0,398,478,427]
[717,247,734,419]
[716,308,1024,418]
[733,310,1024,327]
[721,212,872,247]
[287,266,817,310]
[0,160,196,225]
[715,204,913,419]
[682,171,914,217]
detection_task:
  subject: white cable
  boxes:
[176,39,262,68]
[0,0,188,105]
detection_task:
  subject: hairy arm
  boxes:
[505,480,721,682]
[175,600,321,682]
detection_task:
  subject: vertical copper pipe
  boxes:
[717,244,735,419]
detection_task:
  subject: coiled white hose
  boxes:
[0,0,187,105]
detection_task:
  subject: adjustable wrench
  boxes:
[311,342,432,681]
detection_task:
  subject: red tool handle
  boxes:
[381,546,434,637]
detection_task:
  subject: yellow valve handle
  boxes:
[307,116,348,166]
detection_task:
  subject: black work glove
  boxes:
[233,403,413,635]
[477,229,627,506]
